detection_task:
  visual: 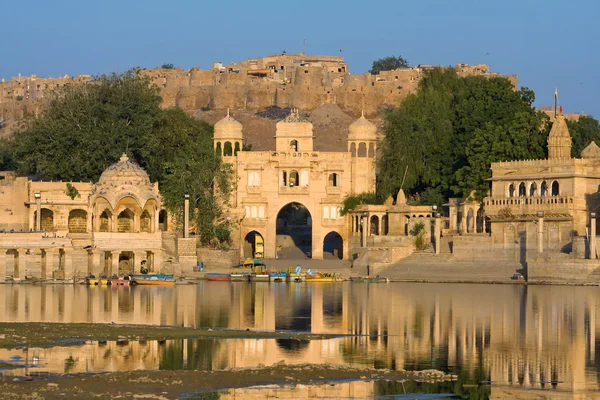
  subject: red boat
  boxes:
[111,275,133,286]
[205,273,231,281]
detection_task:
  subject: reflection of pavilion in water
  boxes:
[2,284,599,395]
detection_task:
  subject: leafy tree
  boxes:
[8,71,231,247]
[340,192,383,216]
[380,68,549,201]
[0,139,17,170]
[567,115,600,156]
[369,55,409,74]
[160,63,176,69]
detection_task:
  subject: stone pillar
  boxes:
[45,248,59,277]
[134,251,147,274]
[434,214,441,256]
[537,212,544,255]
[460,209,466,234]
[311,230,323,260]
[63,248,74,280]
[591,213,597,259]
[154,250,163,273]
[0,251,6,282]
[134,214,141,233]
[361,216,367,247]
[16,248,28,279]
[35,194,41,231]
[184,194,190,239]
[89,250,103,276]
[482,211,487,233]
[111,251,120,276]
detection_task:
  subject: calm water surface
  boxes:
[1,282,599,398]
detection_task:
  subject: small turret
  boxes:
[214,108,243,157]
[275,109,314,152]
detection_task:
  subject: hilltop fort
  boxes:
[0,52,516,137]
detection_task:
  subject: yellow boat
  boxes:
[88,277,110,286]
[305,272,343,283]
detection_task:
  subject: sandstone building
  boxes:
[0,154,171,281]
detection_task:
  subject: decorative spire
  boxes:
[119,153,129,162]
[226,107,230,117]
[361,109,365,118]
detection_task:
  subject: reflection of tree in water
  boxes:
[159,339,225,371]
[275,338,310,353]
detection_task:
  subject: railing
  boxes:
[278,186,310,195]
[485,195,574,208]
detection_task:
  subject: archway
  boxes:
[541,181,548,196]
[68,209,87,233]
[117,209,134,233]
[552,181,560,196]
[118,251,134,276]
[243,231,264,259]
[159,210,168,231]
[99,209,112,232]
[518,182,526,197]
[276,202,312,259]
[323,231,343,260]
[37,208,54,231]
[467,209,474,233]
[140,210,152,233]
[370,215,379,235]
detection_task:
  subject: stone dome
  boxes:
[98,153,151,187]
[582,141,600,159]
[348,111,377,140]
[214,109,243,139]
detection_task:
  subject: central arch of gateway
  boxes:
[241,200,345,260]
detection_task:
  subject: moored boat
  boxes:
[286,266,306,282]
[87,275,110,286]
[111,275,134,286]
[269,271,287,282]
[230,272,254,282]
[132,274,176,286]
[305,272,343,283]
[205,273,231,282]
[350,276,389,283]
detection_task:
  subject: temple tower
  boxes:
[275,109,314,152]
[548,114,572,159]
[348,111,377,193]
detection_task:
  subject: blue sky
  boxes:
[1,0,597,116]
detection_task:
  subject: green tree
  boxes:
[160,63,176,69]
[380,68,548,201]
[567,115,600,156]
[369,55,409,74]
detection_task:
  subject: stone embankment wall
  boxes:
[196,248,238,270]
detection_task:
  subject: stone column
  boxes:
[0,251,6,282]
[134,251,147,274]
[537,212,544,255]
[111,251,120,277]
[361,217,367,247]
[16,248,28,279]
[184,194,190,239]
[63,248,75,280]
[35,194,41,231]
[460,208,467,234]
[45,248,59,278]
[89,250,103,276]
[434,214,441,256]
[482,210,487,233]
[591,213,597,259]
[153,250,162,272]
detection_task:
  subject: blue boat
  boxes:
[269,271,287,282]
[130,273,176,286]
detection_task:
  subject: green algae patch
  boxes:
[0,322,342,348]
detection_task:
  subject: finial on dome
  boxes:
[361,109,364,118]
[120,153,129,162]
[227,107,230,117]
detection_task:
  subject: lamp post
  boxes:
[184,194,190,239]
[433,206,441,255]
[536,211,544,254]
[591,212,597,259]
[34,193,41,231]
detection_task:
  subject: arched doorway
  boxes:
[276,202,312,259]
[68,209,87,233]
[117,209,134,233]
[118,251,134,275]
[244,231,265,259]
[323,231,343,259]
[159,210,168,231]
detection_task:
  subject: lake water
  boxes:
[1,282,599,398]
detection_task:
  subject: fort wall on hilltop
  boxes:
[0,52,517,135]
